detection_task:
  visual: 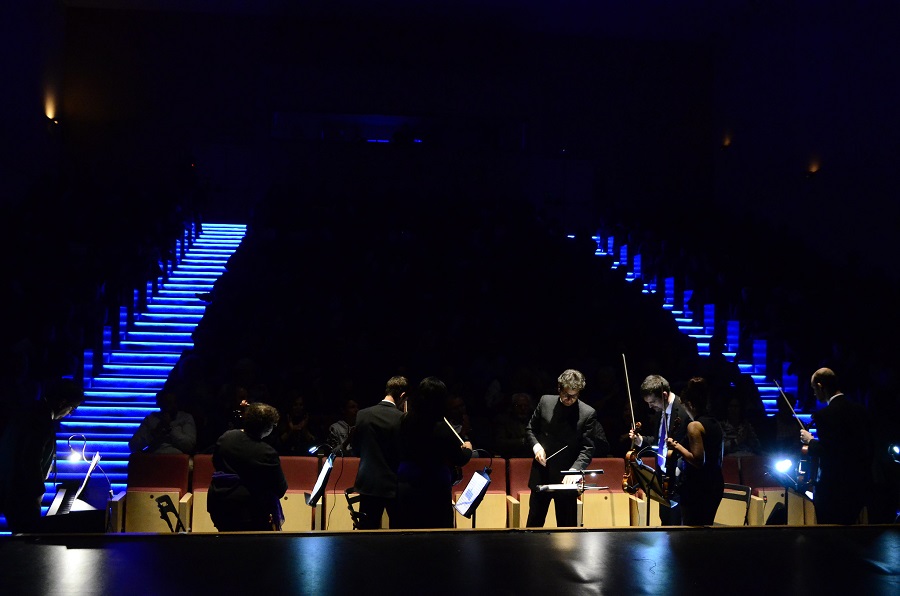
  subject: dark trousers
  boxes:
[526,490,578,527]
[358,495,398,529]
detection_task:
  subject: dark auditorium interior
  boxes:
[2,1,899,593]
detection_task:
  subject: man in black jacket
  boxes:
[351,376,408,529]
[526,369,608,527]
[801,368,872,524]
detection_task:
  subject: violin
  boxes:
[662,416,682,499]
[621,354,642,495]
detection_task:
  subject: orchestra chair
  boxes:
[580,458,632,528]
[506,458,558,528]
[321,456,359,531]
[713,483,754,526]
[454,458,508,529]
[280,456,319,531]
[124,453,191,532]
[189,454,216,532]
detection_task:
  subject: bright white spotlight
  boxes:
[774,459,793,474]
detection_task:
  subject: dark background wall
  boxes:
[4,1,899,279]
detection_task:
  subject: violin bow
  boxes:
[622,353,638,436]
[773,380,807,431]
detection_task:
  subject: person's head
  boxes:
[288,396,307,422]
[409,376,448,422]
[557,369,586,407]
[243,402,280,439]
[680,377,710,419]
[811,368,839,403]
[45,379,85,420]
[640,374,671,413]
[340,398,359,425]
[445,394,467,422]
[385,375,409,406]
[155,389,180,415]
[510,393,534,420]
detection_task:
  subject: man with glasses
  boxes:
[525,369,608,527]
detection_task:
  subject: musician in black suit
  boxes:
[525,369,608,527]
[800,368,872,524]
[351,376,408,529]
[208,402,287,531]
[0,379,83,533]
[628,374,691,525]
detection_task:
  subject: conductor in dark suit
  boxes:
[525,369,608,527]
[628,374,691,525]
[800,368,872,524]
[351,376,408,529]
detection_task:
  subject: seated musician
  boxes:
[208,402,287,531]
[525,369,608,527]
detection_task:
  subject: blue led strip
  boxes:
[50,223,247,500]
[586,231,804,422]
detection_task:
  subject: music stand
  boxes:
[627,458,673,526]
[454,468,491,526]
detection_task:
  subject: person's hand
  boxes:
[800,429,813,444]
[562,473,580,485]
[628,429,642,446]
[535,447,547,467]
[461,441,473,451]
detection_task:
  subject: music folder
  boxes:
[454,468,491,518]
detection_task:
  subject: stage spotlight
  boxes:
[774,459,793,474]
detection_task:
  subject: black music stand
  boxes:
[454,468,492,527]
[627,458,673,526]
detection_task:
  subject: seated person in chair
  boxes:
[208,402,288,531]
[129,389,196,455]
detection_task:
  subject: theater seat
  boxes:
[580,458,633,528]
[505,458,558,528]
[722,455,741,485]
[124,453,191,533]
[454,458,507,528]
[280,456,319,531]
[189,454,216,532]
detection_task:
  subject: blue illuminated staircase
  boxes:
[591,233,812,427]
[48,223,247,503]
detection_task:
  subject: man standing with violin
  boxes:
[628,374,691,526]
[800,368,872,524]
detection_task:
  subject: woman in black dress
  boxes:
[666,377,724,525]
[395,377,472,529]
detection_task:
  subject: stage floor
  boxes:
[1,526,899,595]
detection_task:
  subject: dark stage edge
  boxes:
[1,526,898,595]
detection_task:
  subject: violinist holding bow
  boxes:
[799,368,872,525]
[628,374,690,526]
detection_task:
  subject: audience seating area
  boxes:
[105,453,818,532]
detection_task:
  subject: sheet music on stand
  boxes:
[537,469,607,493]
[48,452,103,516]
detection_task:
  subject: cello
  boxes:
[774,380,816,489]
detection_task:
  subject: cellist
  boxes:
[627,374,691,526]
